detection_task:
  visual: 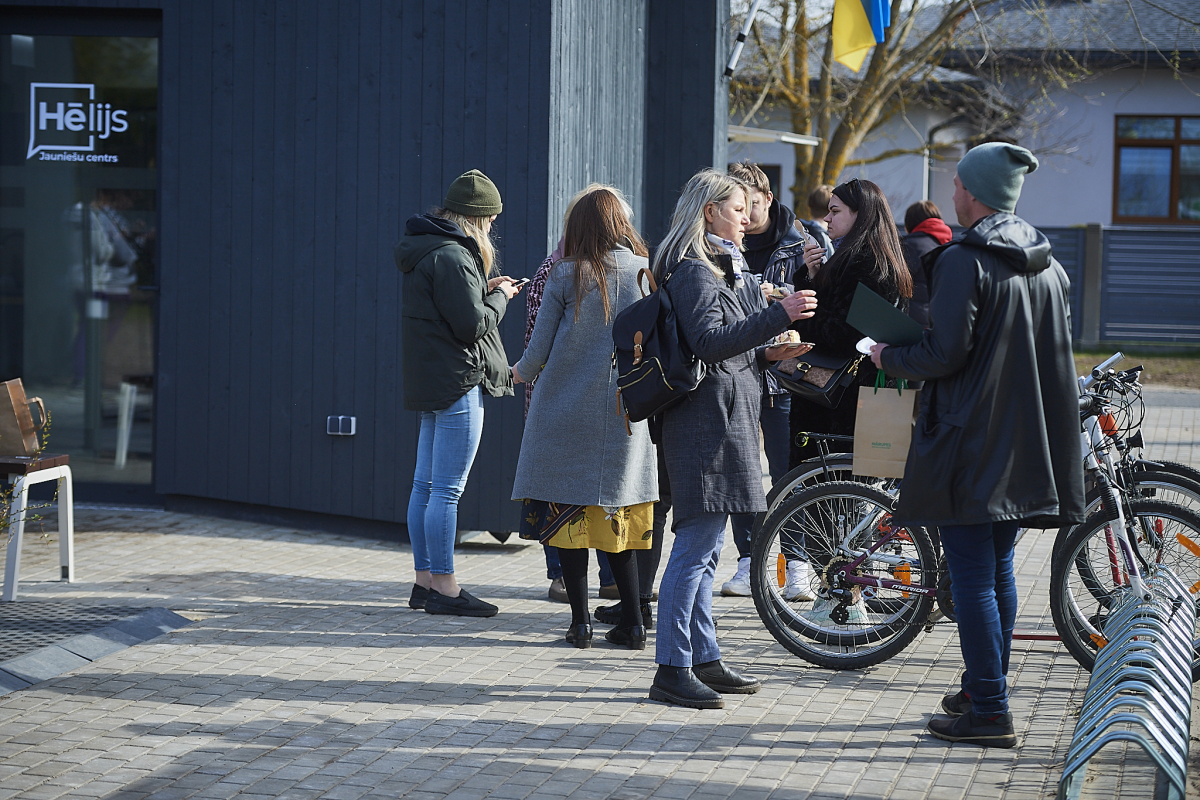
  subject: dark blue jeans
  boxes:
[731,392,791,559]
[940,520,1021,716]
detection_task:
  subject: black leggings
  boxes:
[557,547,642,628]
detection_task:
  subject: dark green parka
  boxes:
[395,214,514,411]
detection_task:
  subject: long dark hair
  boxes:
[562,188,648,322]
[818,178,912,298]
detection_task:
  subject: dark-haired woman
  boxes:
[900,200,953,329]
[511,186,658,650]
[780,179,913,605]
[788,178,913,466]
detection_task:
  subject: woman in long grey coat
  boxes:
[512,187,658,650]
[648,170,817,710]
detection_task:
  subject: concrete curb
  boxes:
[0,607,191,696]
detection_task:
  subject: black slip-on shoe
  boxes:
[927,711,1016,748]
[649,665,724,709]
[693,660,762,694]
[565,622,593,649]
[942,689,971,717]
[605,624,647,650]
[594,602,654,630]
[409,584,429,610]
[424,588,498,618]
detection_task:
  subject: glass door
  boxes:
[1,32,158,487]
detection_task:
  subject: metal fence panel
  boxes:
[1102,228,1200,343]
[1042,227,1086,341]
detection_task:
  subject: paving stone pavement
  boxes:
[0,388,1197,800]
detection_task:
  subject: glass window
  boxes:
[1117,117,1176,139]
[1117,147,1172,218]
[1180,145,1200,222]
[1115,115,1200,223]
[0,33,158,485]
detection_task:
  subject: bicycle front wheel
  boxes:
[1049,499,1200,679]
[750,481,937,670]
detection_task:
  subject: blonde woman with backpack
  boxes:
[648,169,816,709]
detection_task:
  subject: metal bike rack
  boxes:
[1058,568,1195,800]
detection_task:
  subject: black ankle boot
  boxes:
[604,624,647,650]
[565,622,593,649]
[693,660,761,694]
[595,602,654,630]
[649,665,724,709]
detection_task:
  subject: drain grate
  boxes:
[0,603,150,661]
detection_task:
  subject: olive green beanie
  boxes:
[957,142,1039,214]
[444,169,503,217]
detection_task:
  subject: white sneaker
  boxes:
[782,560,816,601]
[802,596,870,626]
[721,557,753,596]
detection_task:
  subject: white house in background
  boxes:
[730,0,1200,228]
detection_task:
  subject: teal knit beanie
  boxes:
[444,169,503,217]
[957,143,1039,214]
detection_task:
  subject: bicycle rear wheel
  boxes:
[1049,499,1200,679]
[750,481,937,669]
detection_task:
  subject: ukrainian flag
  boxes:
[833,0,890,72]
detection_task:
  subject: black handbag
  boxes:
[769,349,865,409]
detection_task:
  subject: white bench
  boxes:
[2,454,74,601]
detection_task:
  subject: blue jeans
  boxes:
[407,386,485,575]
[731,392,792,559]
[656,512,726,667]
[941,520,1021,716]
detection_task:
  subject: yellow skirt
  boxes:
[547,502,654,552]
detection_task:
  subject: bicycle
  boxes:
[750,480,939,669]
[1050,356,1200,678]
[749,353,1200,671]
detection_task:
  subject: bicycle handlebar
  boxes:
[1079,352,1124,391]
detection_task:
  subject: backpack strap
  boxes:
[637,267,659,297]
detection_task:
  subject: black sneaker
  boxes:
[424,588,498,618]
[927,711,1016,748]
[409,584,429,610]
[942,689,971,717]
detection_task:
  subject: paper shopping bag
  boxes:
[853,382,918,479]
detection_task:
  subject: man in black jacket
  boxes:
[870,143,1085,748]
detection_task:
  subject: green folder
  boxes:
[846,282,925,347]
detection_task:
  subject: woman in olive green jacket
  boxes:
[394,170,521,618]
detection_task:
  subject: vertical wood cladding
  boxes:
[137,0,557,531]
[547,0,647,248]
[1,0,728,534]
[643,0,730,244]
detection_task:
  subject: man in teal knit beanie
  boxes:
[868,136,1084,749]
[955,142,1039,216]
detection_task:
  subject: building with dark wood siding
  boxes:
[0,1,730,538]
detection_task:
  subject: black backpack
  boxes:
[612,267,705,429]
